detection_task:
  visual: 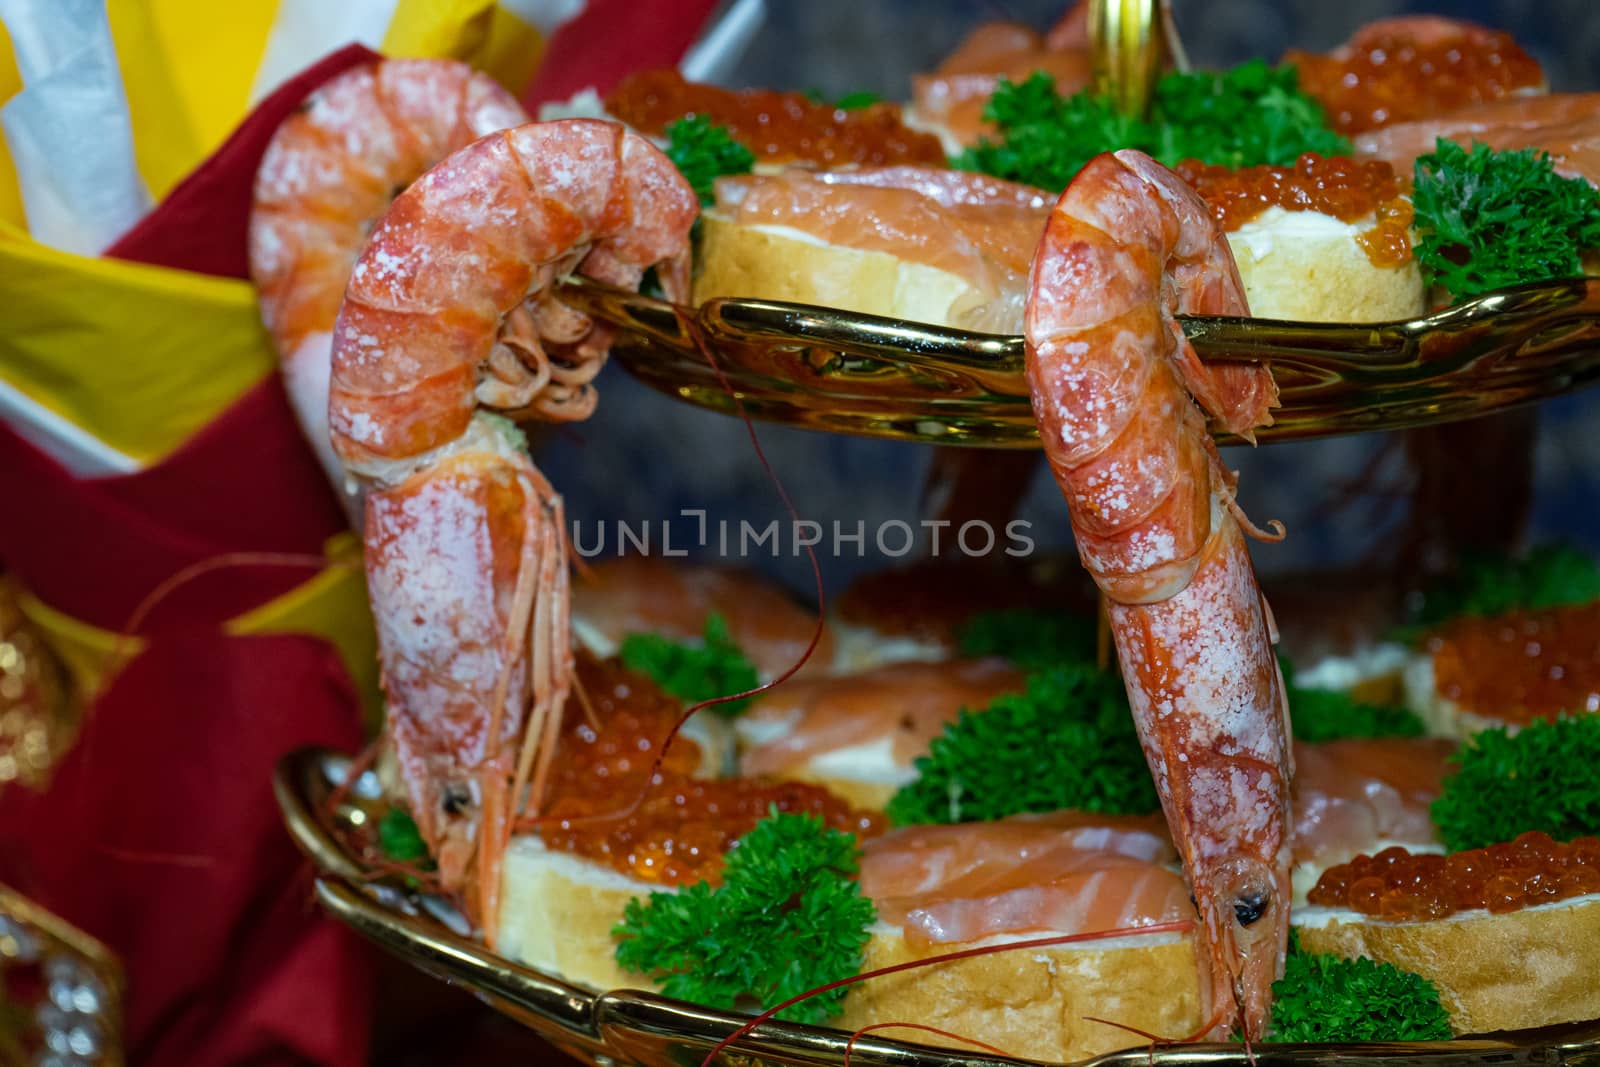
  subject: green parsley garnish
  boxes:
[955,608,1097,671]
[954,72,1142,191]
[1148,60,1352,170]
[886,664,1158,826]
[1431,715,1600,853]
[1281,657,1424,743]
[664,114,756,207]
[1406,544,1600,633]
[613,810,875,1024]
[1412,139,1600,304]
[378,808,429,864]
[955,60,1349,191]
[619,613,760,717]
[1269,931,1452,1042]
[833,90,883,110]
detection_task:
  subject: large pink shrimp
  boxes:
[327,119,697,940]
[249,59,529,516]
[1023,149,1292,1039]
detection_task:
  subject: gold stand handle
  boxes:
[1089,0,1187,117]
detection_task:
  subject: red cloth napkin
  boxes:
[107,44,379,279]
[1,14,726,1062]
[0,630,368,1067]
[0,46,382,1067]
[521,0,722,105]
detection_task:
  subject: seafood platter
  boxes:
[267,1,1600,1065]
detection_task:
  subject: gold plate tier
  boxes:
[276,747,1600,1067]
[559,277,1600,448]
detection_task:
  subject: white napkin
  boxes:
[247,0,400,106]
[680,0,765,85]
[0,0,151,256]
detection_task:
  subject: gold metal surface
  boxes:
[1090,0,1163,116]
[558,278,1600,449]
[0,577,72,790]
[277,747,1600,1067]
[0,885,124,1066]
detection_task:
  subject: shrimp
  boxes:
[327,119,698,941]
[249,59,529,518]
[1023,149,1292,1040]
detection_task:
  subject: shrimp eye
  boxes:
[440,783,472,816]
[1234,888,1270,927]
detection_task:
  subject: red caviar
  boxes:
[1174,153,1414,268]
[534,653,882,886]
[1308,832,1600,919]
[1427,601,1600,725]
[605,69,946,168]
[1286,27,1542,135]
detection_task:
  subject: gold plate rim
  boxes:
[277,746,1600,1067]
[556,276,1600,448]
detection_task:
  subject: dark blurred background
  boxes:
[536,0,1600,600]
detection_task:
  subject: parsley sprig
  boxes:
[619,613,760,717]
[1269,932,1452,1042]
[955,608,1098,671]
[886,664,1158,826]
[613,810,875,1023]
[1281,658,1424,743]
[1412,140,1600,304]
[1405,544,1600,635]
[664,114,755,206]
[378,808,429,863]
[955,60,1349,191]
[1431,715,1600,853]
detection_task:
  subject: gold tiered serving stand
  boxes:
[278,1,1600,1065]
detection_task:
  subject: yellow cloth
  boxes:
[0,0,543,461]
[0,229,272,464]
[0,1,542,225]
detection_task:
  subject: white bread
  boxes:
[1401,653,1508,739]
[695,214,1006,331]
[697,177,1424,331]
[694,168,1051,335]
[497,836,646,993]
[1295,894,1600,1034]
[838,926,1203,1061]
[829,621,952,674]
[1225,206,1426,323]
[496,835,1203,1061]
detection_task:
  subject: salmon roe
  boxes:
[1427,602,1600,725]
[605,69,946,168]
[1307,832,1600,920]
[1285,27,1542,135]
[1174,153,1414,268]
[533,652,882,886]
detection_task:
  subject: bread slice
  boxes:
[838,926,1202,1061]
[1295,894,1600,1034]
[1401,653,1507,739]
[496,835,1204,1061]
[497,836,649,993]
[1225,207,1426,323]
[695,215,997,330]
[829,620,952,673]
